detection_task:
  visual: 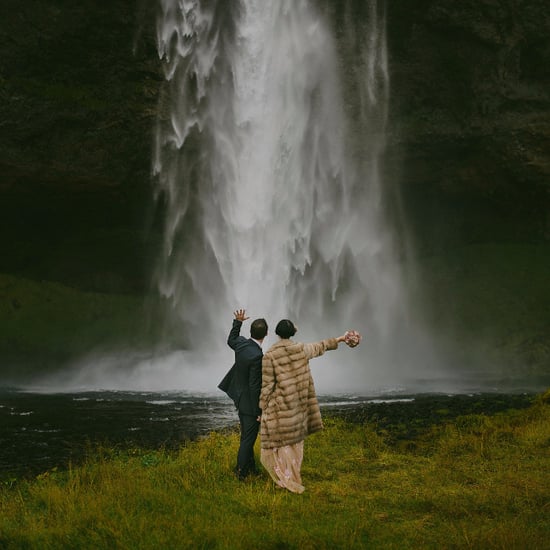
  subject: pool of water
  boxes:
[0,387,538,478]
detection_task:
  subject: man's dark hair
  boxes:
[275,319,297,339]
[250,318,268,340]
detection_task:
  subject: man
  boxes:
[218,308,268,480]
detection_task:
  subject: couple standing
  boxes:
[219,308,357,494]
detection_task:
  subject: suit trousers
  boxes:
[236,412,259,478]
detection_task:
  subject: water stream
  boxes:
[150,0,427,392]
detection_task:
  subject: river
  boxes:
[0,387,537,479]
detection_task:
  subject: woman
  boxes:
[259,319,359,493]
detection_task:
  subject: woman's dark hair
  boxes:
[250,318,268,340]
[275,319,297,339]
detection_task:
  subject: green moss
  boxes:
[417,243,550,375]
[0,273,154,372]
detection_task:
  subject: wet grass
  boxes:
[1,391,548,549]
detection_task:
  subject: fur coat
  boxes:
[259,337,338,449]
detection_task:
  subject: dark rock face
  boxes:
[385,0,550,251]
[0,0,161,292]
[0,0,548,375]
[380,1,550,376]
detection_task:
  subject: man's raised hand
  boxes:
[233,309,250,322]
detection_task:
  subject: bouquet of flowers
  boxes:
[344,330,361,348]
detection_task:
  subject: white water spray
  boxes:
[151,0,419,392]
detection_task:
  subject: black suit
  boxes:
[219,319,262,478]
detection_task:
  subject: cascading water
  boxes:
[150,0,423,392]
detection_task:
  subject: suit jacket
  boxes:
[218,319,262,417]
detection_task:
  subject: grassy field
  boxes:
[1,392,548,549]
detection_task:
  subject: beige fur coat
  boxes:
[259,337,338,449]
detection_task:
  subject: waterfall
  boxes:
[152,0,417,391]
